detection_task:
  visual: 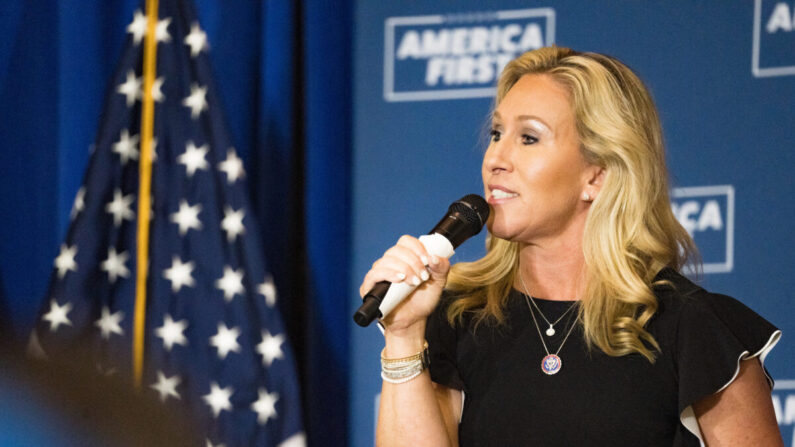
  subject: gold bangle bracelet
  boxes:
[380,340,429,365]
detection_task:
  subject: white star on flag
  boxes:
[112,129,140,165]
[105,189,135,227]
[215,266,245,301]
[183,83,208,119]
[94,306,124,339]
[127,10,171,45]
[54,243,78,278]
[149,137,159,162]
[163,256,196,292]
[203,382,234,418]
[117,70,142,107]
[42,299,73,332]
[70,186,85,220]
[257,330,285,367]
[155,314,189,351]
[178,141,209,177]
[251,388,279,425]
[127,10,147,45]
[258,276,277,308]
[210,323,241,359]
[170,199,203,236]
[218,148,245,184]
[151,76,165,102]
[184,22,209,57]
[155,17,172,43]
[221,206,245,242]
[101,247,130,283]
[151,371,181,402]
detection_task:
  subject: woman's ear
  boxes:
[582,165,605,202]
[589,166,605,188]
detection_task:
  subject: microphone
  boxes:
[353,194,489,327]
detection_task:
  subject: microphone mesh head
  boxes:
[449,194,489,230]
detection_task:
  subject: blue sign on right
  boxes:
[753,0,795,77]
[671,185,734,274]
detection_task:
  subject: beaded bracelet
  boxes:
[380,341,430,384]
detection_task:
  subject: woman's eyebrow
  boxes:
[516,115,551,130]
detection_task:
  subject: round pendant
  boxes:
[545,326,555,336]
[541,354,562,375]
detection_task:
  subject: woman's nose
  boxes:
[483,140,511,174]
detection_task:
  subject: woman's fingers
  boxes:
[396,235,432,266]
[359,266,408,297]
[360,255,430,296]
[426,255,450,280]
[359,235,449,297]
[382,245,429,284]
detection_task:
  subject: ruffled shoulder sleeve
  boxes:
[662,272,782,444]
[425,292,465,391]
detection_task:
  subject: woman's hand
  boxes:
[359,235,451,337]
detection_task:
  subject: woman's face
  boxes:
[482,74,597,244]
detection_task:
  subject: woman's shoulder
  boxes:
[431,288,473,330]
[651,267,754,319]
[649,267,780,366]
[434,287,521,336]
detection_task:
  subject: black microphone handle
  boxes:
[353,281,390,327]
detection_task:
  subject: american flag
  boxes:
[31,1,305,445]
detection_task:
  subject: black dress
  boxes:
[425,268,781,446]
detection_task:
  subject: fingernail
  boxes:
[420,255,429,266]
[431,256,439,265]
[411,276,421,286]
[420,270,429,281]
[396,272,406,281]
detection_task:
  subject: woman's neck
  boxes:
[515,237,586,301]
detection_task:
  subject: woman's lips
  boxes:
[488,185,519,203]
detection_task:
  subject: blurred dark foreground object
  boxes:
[0,347,201,446]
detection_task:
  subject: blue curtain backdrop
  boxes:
[0,1,351,446]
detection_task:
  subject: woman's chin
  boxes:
[487,222,521,242]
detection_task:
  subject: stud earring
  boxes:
[582,193,591,201]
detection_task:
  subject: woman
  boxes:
[360,47,782,446]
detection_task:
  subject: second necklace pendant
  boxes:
[546,325,555,336]
[541,354,562,375]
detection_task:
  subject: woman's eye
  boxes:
[489,129,501,142]
[522,134,538,145]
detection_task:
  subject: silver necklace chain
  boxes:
[518,271,579,375]
[523,292,578,357]
[519,271,577,336]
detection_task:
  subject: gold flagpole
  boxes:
[133,0,159,388]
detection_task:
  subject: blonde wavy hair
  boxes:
[446,46,696,362]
